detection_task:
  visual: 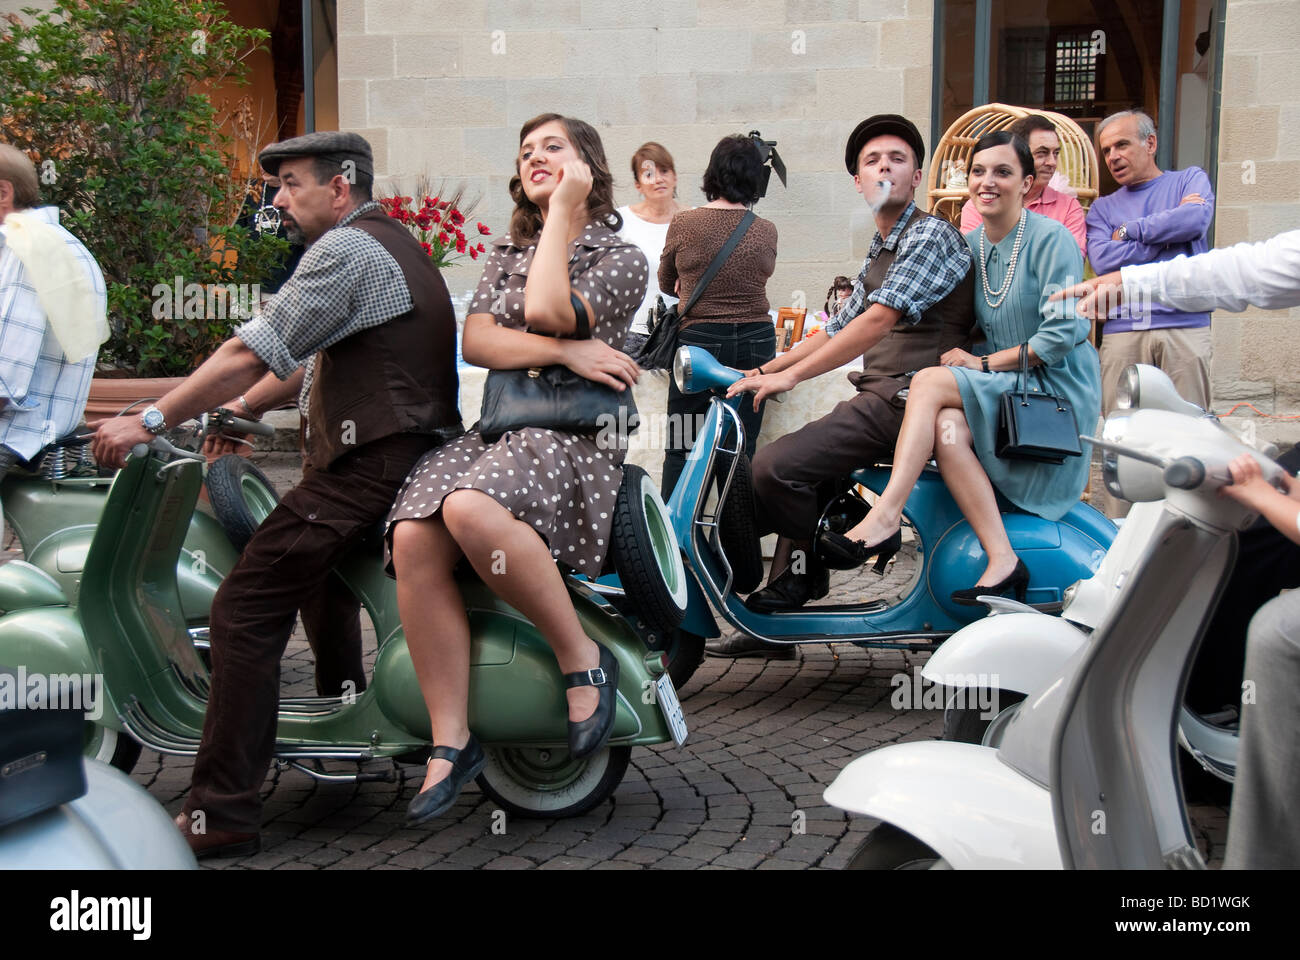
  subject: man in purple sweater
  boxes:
[1086,109,1214,515]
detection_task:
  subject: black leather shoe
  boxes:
[566,642,620,759]
[818,529,902,573]
[405,735,487,826]
[744,563,830,612]
[951,559,1030,606]
[174,813,260,860]
[705,633,796,658]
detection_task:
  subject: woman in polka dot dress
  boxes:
[387,113,649,825]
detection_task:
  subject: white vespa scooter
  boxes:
[918,365,1251,781]
[823,379,1288,868]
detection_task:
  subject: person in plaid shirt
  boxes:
[0,144,106,486]
[711,116,976,654]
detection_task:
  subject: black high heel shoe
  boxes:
[565,641,620,759]
[817,528,903,574]
[950,558,1030,606]
[405,734,487,826]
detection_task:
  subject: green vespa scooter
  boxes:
[0,429,687,818]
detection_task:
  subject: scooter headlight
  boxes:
[672,347,693,395]
[1115,365,1140,409]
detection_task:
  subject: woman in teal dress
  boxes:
[829,131,1100,602]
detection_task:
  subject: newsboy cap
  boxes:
[844,114,926,174]
[258,131,374,179]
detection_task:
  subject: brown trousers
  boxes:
[751,383,907,540]
[184,433,433,833]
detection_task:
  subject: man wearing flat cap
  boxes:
[93,130,463,856]
[714,115,977,653]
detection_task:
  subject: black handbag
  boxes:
[479,293,639,447]
[634,211,755,371]
[995,343,1082,464]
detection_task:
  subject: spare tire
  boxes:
[717,452,763,594]
[205,455,281,552]
[611,464,688,638]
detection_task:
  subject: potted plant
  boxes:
[0,0,287,415]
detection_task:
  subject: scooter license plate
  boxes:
[654,674,689,746]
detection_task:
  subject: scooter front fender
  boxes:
[823,741,1062,869]
[0,606,121,731]
[922,612,1088,695]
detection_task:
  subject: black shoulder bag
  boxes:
[634,210,756,371]
[995,343,1082,464]
[478,293,639,448]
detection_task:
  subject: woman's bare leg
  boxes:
[932,408,1019,586]
[842,366,965,547]
[391,515,472,793]
[440,489,601,723]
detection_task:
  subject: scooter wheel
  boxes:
[716,452,764,595]
[475,745,631,819]
[85,724,142,775]
[846,823,945,870]
[611,464,688,636]
[205,455,280,551]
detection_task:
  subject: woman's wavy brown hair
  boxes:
[508,113,621,245]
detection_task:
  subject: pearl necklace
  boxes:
[977,210,1027,309]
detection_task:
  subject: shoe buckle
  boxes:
[586,667,607,686]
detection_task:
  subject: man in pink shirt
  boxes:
[960,113,1087,255]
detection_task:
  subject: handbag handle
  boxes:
[1016,341,1067,411]
[678,210,755,321]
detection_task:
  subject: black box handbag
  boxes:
[0,665,88,829]
[634,211,755,371]
[995,343,1082,464]
[479,293,639,447]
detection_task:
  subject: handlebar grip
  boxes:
[130,442,150,460]
[226,415,274,437]
[1164,456,1206,490]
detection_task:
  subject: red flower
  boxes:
[449,209,465,227]
[455,235,467,253]
[476,242,486,252]
[438,231,450,245]
[420,241,432,256]
[431,210,441,224]
[414,213,432,230]
[476,222,490,235]
[429,195,440,208]
[469,247,479,260]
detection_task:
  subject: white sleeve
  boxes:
[1121,230,1300,313]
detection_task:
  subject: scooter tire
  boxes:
[665,629,706,692]
[611,464,688,637]
[716,452,763,595]
[85,724,142,775]
[475,745,631,819]
[942,689,1026,746]
[204,455,280,552]
[846,823,945,870]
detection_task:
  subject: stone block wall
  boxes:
[341,0,938,315]
[1214,0,1300,433]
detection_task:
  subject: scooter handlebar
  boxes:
[130,436,206,463]
[208,407,275,437]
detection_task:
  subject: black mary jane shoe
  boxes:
[817,528,902,574]
[405,735,487,827]
[950,559,1030,606]
[566,641,620,760]
[744,563,830,612]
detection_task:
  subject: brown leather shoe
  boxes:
[174,812,261,859]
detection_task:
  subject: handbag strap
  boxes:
[569,292,592,341]
[678,210,756,320]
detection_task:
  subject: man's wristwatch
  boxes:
[140,405,167,435]
[1117,223,1129,241]
[981,356,990,373]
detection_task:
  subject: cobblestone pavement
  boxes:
[3,451,1230,869]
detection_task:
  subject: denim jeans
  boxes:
[661,320,776,500]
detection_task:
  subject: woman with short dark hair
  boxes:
[658,134,778,498]
[617,142,689,357]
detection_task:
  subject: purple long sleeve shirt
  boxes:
[1085,166,1214,334]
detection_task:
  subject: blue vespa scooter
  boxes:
[617,346,1116,688]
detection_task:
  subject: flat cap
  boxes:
[844,114,925,174]
[259,131,374,179]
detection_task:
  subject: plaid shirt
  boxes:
[0,207,105,459]
[825,201,972,336]
[236,201,413,417]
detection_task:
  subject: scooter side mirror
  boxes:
[1115,364,1206,418]
[672,345,741,395]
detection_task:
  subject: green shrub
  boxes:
[0,0,288,377]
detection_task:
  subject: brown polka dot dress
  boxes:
[385,221,649,575]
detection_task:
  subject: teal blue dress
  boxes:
[950,211,1101,521]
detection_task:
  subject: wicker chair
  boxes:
[927,103,1099,227]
